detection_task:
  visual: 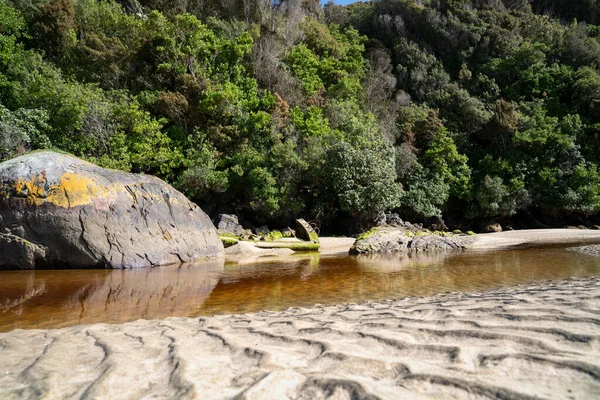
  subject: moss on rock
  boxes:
[220,235,239,247]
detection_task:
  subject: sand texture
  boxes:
[1,276,599,399]
[470,229,600,250]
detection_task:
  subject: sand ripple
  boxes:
[1,277,599,399]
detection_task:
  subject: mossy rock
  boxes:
[287,242,320,252]
[253,241,320,252]
[296,219,320,243]
[219,232,241,240]
[357,227,378,241]
[281,228,296,238]
[220,236,239,248]
[264,230,283,242]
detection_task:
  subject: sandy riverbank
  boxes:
[469,229,600,250]
[315,229,600,256]
[1,276,599,399]
[221,230,600,264]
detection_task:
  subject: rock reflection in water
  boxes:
[0,259,224,331]
[1,246,600,331]
[354,251,459,271]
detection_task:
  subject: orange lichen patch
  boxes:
[12,175,47,203]
[6,172,116,208]
[47,172,115,208]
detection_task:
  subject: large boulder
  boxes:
[0,152,223,269]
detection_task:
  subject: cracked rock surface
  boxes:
[0,151,223,269]
[0,277,599,399]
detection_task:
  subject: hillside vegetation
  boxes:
[1,0,599,231]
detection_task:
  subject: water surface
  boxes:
[1,245,600,331]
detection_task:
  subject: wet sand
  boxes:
[1,276,599,399]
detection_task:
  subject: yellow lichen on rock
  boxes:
[12,175,47,205]
[48,172,112,208]
[7,172,114,208]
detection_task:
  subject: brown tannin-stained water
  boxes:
[1,245,600,332]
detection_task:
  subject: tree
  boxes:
[31,0,76,62]
[319,140,402,220]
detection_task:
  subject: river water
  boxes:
[1,245,600,332]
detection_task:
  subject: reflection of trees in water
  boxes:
[220,254,321,283]
[2,249,599,331]
[349,249,600,300]
[355,251,460,272]
[202,255,324,314]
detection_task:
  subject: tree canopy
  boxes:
[1,0,599,230]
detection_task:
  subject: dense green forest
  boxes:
[1,0,599,231]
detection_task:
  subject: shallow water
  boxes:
[1,245,600,332]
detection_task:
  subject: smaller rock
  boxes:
[592,225,600,230]
[350,227,409,254]
[385,213,404,227]
[0,233,46,269]
[255,225,270,235]
[409,235,471,251]
[485,221,502,233]
[375,212,387,227]
[350,227,476,255]
[426,216,447,232]
[217,214,245,235]
[295,219,319,243]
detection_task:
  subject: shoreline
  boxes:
[1,276,599,398]
[312,229,600,256]
[469,228,600,250]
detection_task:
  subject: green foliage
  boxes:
[0,103,49,160]
[320,141,401,219]
[285,22,365,96]
[290,106,332,139]
[1,0,599,232]
[422,128,471,199]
